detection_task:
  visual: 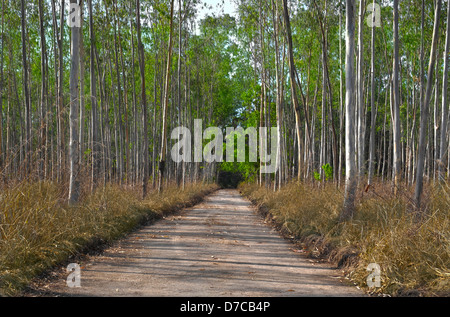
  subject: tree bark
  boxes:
[0,0,5,171]
[392,0,402,191]
[136,0,149,198]
[38,0,48,179]
[258,1,266,186]
[338,2,344,185]
[368,0,376,185]
[111,0,124,184]
[69,0,82,204]
[357,0,365,177]
[88,0,99,191]
[55,0,65,182]
[439,1,450,182]
[341,0,357,221]
[271,0,281,191]
[415,0,442,211]
[79,1,86,173]
[282,0,308,182]
[159,0,175,192]
[20,0,31,175]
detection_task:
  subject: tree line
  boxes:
[0,0,449,219]
[233,0,450,218]
[0,0,239,201]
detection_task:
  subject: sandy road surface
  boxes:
[28,190,363,297]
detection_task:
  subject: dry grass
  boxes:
[240,181,449,297]
[0,181,218,296]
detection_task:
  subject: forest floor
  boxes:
[23,190,363,297]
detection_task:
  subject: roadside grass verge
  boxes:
[0,181,218,296]
[239,181,449,297]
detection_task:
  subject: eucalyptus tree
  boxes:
[367,0,377,186]
[392,0,401,192]
[38,0,48,179]
[270,0,282,190]
[159,0,175,192]
[88,0,100,190]
[356,0,364,177]
[0,0,447,208]
[0,0,4,171]
[20,0,31,175]
[341,0,357,221]
[439,1,450,183]
[415,0,442,211]
[282,0,305,184]
[136,0,149,198]
[69,0,82,204]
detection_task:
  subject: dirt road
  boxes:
[30,190,363,297]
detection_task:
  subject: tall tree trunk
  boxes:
[88,0,99,191]
[282,0,308,182]
[258,1,266,186]
[320,40,327,181]
[439,1,450,182]
[415,0,442,211]
[116,7,130,185]
[368,0,377,185]
[20,0,31,175]
[392,0,402,192]
[0,0,5,172]
[341,0,357,221]
[176,0,183,187]
[136,0,149,198]
[433,48,440,183]
[111,0,124,184]
[357,0,365,177]
[338,1,344,185]
[38,0,48,180]
[314,0,338,184]
[130,2,138,185]
[69,0,82,204]
[159,0,175,192]
[79,1,85,174]
[57,0,65,182]
[271,0,281,191]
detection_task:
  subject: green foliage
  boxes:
[220,125,259,183]
[314,171,321,182]
[322,163,333,181]
[314,164,334,182]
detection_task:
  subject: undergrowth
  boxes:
[239,181,449,297]
[0,181,218,296]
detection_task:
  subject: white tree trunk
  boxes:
[69,0,82,204]
[368,0,376,185]
[392,0,402,192]
[357,0,365,177]
[341,0,357,221]
[272,0,281,191]
[439,1,450,182]
[159,0,175,192]
[88,0,99,190]
[415,0,442,210]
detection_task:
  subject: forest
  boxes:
[0,0,449,297]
